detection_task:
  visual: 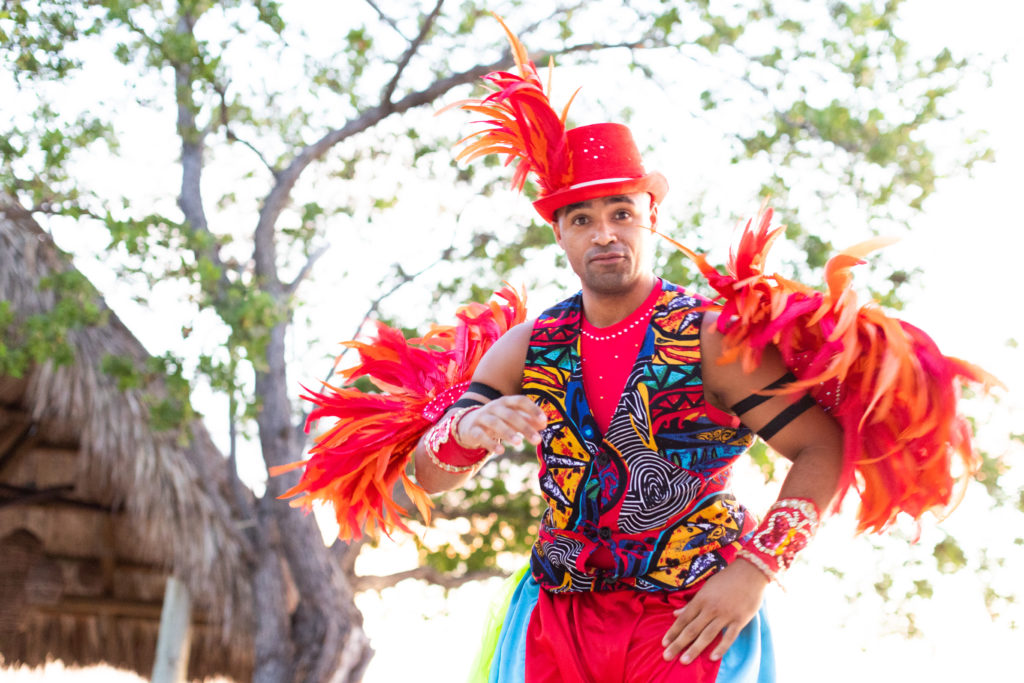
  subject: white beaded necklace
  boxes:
[580,301,657,342]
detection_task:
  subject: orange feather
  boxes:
[272,285,527,541]
[439,14,575,197]
[664,205,998,533]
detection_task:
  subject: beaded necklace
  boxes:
[580,300,658,341]
[580,278,661,342]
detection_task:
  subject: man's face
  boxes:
[552,192,657,296]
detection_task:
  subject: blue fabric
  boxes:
[486,570,539,683]
[716,603,776,683]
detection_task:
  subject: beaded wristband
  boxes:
[421,381,472,422]
[424,406,489,473]
[737,497,820,582]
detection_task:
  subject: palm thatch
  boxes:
[0,195,257,680]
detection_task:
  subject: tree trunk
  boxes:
[256,321,373,683]
[250,500,298,683]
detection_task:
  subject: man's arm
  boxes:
[701,313,843,513]
[413,321,547,494]
[662,311,843,665]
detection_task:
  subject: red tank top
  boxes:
[580,279,663,433]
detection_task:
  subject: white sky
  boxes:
[3,0,1023,681]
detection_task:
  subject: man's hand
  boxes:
[457,395,547,455]
[661,559,769,664]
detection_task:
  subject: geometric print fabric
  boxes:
[523,282,756,593]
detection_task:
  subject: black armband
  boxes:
[730,371,815,441]
[755,394,817,441]
[730,372,798,415]
[451,397,485,409]
[467,381,504,401]
[446,381,503,412]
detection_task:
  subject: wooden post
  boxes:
[151,575,192,683]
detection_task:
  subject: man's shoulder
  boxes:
[490,319,538,361]
[654,278,712,311]
[535,289,583,321]
[473,320,537,395]
[504,319,536,343]
[656,277,709,303]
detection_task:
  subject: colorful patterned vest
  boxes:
[523,281,756,593]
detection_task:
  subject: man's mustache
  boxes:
[587,246,628,260]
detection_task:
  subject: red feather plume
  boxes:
[271,286,527,541]
[676,206,998,533]
[438,14,578,196]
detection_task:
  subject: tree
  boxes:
[1,0,1016,681]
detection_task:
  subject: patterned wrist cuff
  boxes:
[739,497,820,581]
[424,406,489,473]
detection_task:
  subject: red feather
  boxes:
[271,286,527,541]
[673,205,998,533]
[438,14,577,197]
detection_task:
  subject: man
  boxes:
[280,18,983,681]
[269,15,988,681]
[413,120,843,682]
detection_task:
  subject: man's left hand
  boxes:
[661,558,769,664]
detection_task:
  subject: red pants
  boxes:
[525,586,722,683]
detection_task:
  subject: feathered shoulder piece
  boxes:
[272,286,527,540]
[676,207,998,533]
[438,14,578,197]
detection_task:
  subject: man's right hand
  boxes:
[414,321,538,493]
[456,396,547,455]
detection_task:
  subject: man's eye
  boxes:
[615,211,632,220]
[572,215,589,225]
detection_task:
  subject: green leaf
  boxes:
[933,536,968,574]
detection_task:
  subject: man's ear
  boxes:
[551,217,563,244]
[649,198,660,230]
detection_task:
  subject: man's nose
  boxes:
[591,218,617,244]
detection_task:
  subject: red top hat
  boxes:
[532,123,668,223]
[446,16,668,224]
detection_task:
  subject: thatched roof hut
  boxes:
[0,195,256,680]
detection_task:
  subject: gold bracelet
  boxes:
[424,407,486,473]
[451,405,480,449]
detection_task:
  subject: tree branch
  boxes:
[228,131,279,176]
[517,3,585,37]
[108,5,164,54]
[215,80,279,177]
[252,35,659,295]
[172,14,232,303]
[28,201,104,222]
[223,359,257,537]
[380,0,446,109]
[285,244,329,297]
[252,55,508,270]
[325,250,450,377]
[332,539,367,577]
[543,39,649,58]
[294,249,450,439]
[352,566,506,592]
[364,0,408,40]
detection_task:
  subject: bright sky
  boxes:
[2,0,1022,681]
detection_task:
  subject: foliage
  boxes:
[420,453,542,576]
[0,269,105,376]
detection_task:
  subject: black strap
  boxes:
[756,394,816,441]
[451,397,485,409]
[467,381,503,401]
[730,372,798,415]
